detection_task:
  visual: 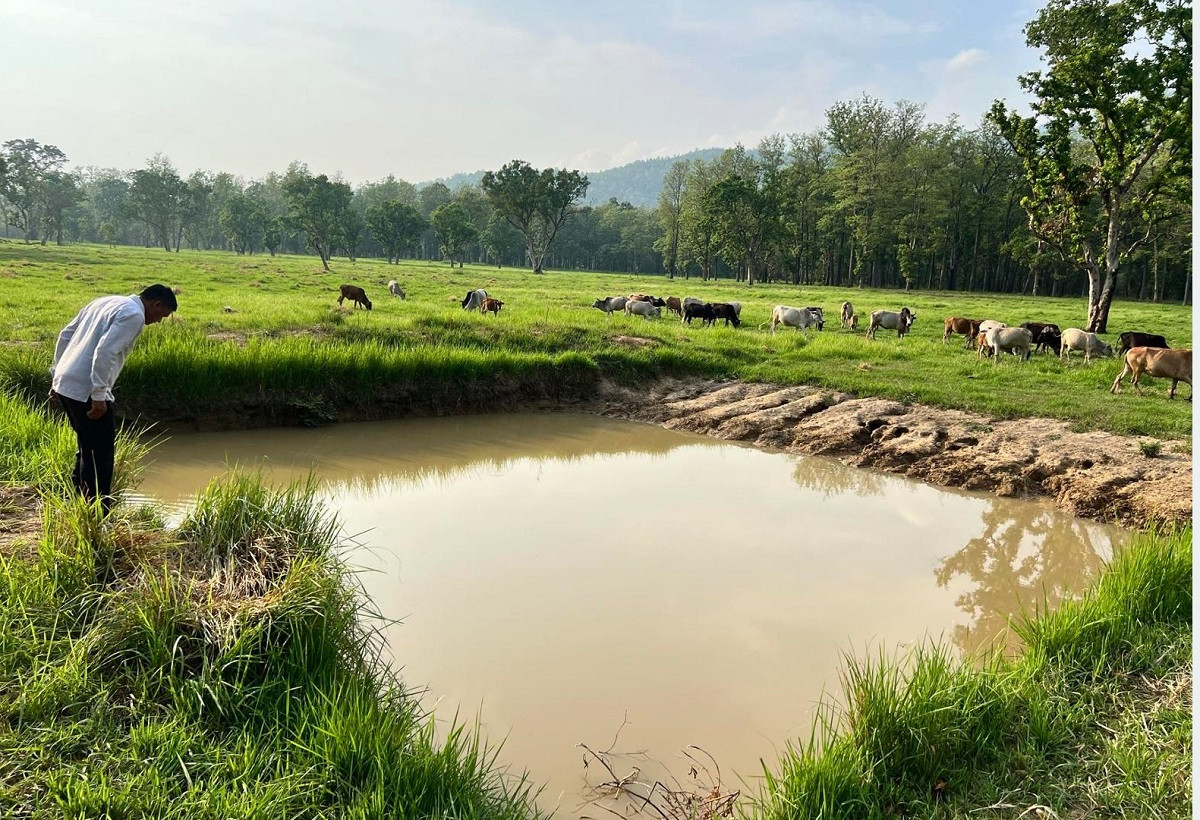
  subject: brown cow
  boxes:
[338,284,372,310]
[479,297,505,316]
[664,296,683,317]
[943,316,982,346]
[1111,347,1192,400]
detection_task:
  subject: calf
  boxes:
[461,289,488,310]
[664,296,683,317]
[626,300,662,319]
[840,301,854,329]
[1111,347,1192,400]
[943,316,982,346]
[980,327,1033,362]
[387,280,406,299]
[768,305,820,334]
[479,297,504,316]
[1060,328,1113,364]
[1117,331,1169,356]
[592,295,628,317]
[866,308,915,340]
[683,301,716,326]
[338,284,372,310]
[710,303,741,328]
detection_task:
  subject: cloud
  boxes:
[944,48,988,74]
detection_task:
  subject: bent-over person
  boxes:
[49,284,177,513]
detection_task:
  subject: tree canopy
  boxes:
[481,160,589,274]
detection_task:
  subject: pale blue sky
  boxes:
[2,0,1043,184]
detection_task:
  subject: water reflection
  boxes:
[935,502,1110,655]
[133,412,1128,812]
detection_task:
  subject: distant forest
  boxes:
[1,95,1191,306]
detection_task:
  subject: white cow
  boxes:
[1060,328,1114,363]
[625,300,662,319]
[980,327,1033,362]
[768,305,820,334]
[461,289,488,311]
[592,296,628,317]
[387,280,406,299]
[866,308,915,339]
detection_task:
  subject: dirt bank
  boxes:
[592,379,1192,530]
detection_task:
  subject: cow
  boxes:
[625,300,662,319]
[866,308,915,340]
[338,284,372,310]
[461,289,488,310]
[387,280,406,299]
[664,296,683,317]
[727,302,743,318]
[1060,328,1113,363]
[683,301,716,326]
[805,307,825,330]
[768,305,820,334]
[1116,332,1169,356]
[1111,347,1192,400]
[1019,321,1059,340]
[848,313,859,330]
[710,303,741,328]
[840,301,854,329]
[943,317,983,347]
[979,327,1033,362]
[1035,327,1062,355]
[479,297,504,316]
[628,293,667,307]
[593,296,628,317]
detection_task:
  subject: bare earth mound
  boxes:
[594,379,1192,529]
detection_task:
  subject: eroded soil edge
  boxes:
[591,379,1192,530]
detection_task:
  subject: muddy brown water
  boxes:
[134,412,1129,813]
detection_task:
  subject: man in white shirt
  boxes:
[50,284,177,513]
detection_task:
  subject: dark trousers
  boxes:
[56,393,116,513]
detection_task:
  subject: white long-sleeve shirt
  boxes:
[50,295,146,403]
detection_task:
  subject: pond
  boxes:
[134,412,1128,813]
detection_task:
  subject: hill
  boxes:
[419,147,726,209]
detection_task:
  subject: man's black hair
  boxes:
[140,284,178,311]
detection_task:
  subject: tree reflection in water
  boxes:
[790,455,886,499]
[934,500,1117,657]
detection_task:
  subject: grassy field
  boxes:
[0,242,1192,438]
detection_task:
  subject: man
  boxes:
[50,284,177,513]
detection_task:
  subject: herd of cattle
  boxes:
[333,283,1191,400]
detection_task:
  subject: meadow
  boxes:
[0,241,1192,818]
[0,242,1192,439]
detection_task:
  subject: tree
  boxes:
[220,191,269,254]
[126,156,188,252]
[39,171,83,245]
[1,138,68,241]
[282,167,353,270]
[431,201,479,267]
[654,160,688,278]
[702,174,775,285]
[989,0,1191,332]
[479,212,525,267]
[364,200,426,263]
[481,160,589,274]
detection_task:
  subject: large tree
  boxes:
[1,138,68,241]
[364,200,426,264]
[431,201,478,267]
[282,167,353,270]
[481,160,588,274]
[654,160,688,279]
[126,156,188,252]
[989,0,1191,332]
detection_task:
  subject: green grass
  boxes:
[0,242,1191,438]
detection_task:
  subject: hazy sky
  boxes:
[2,0,1043,185]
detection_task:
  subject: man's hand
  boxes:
[47,389,59,406]
[86,399,109,420]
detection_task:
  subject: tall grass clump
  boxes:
[756,528,1192,819]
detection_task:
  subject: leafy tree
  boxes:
[1,138,68,241]
[282,167,353,270]
[220,191,269,254]
[654,160,688,278]
[481,160,589,274]
[126,155,188,252]
[702,174,775,285]
[479,212,525,267]
[39,171,83,245]
[431,201,479,267]
[989,0,1191,331]
[364,200,426,264]
[337,207,365,261]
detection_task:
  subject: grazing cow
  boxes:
[710,303,741,328]
[592,296,628,317]
[979,327,1033,362]
[338,284,372,310]
[461,289,488,310]
[1060,328,1113,363]
[768,305,820,334]
[1035,327,1062,355]
[479,297,504,316]
[727,301,743,318]
[849,313,859,330]
[866,308,915,340]
[1111,347,1192,400]
[627,293,666,307]
[1019,321,1059,339]
[943,316,983,346]
[625,300,662,319]
[387,280,406,299]
[1116,332,1169,356]
[841,301,854,329]
[805,307,826,330]
[664,296,683,317]
[683,301,716,326]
